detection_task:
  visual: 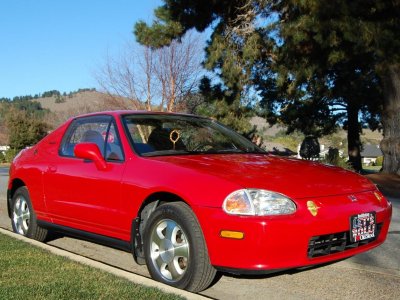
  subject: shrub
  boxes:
[6,109,49,151]
[4,148,18,163]
[375,156,384,166]
[322,150,354,171]
[55,95,66,103]
[300,136,320,160]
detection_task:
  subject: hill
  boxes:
[36,91,130,113]
[0,90,138,145]
[36,91,137,126]
[1,91,383,149]
[251,116,383,153]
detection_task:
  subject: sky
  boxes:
[0,0,162,99]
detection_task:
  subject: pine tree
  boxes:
[135,0,400,174]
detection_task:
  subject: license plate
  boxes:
[350,212,376,243]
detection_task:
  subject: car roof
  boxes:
[72,110,209,120]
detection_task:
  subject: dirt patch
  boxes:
[365,173,400,198]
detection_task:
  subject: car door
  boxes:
[43,115,128,239]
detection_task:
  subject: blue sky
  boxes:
[0,0,162,98]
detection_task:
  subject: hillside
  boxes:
[1,91,383,148]
[0,91,138,145]
[0,125,7,145]
[36,91,137,126]
[36,91,132,113]
[251,116,383,153]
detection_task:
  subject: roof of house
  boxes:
[361,144,382,158]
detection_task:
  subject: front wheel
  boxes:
[143,202,216,292]
[11,186,49,242]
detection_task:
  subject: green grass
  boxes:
[362,165,381,173]
[0,233,184,300]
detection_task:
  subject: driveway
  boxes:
[1,166,399,299]
[0,167,8,176]
[0,167,8,202]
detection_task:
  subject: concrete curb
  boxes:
[0,228,209,300]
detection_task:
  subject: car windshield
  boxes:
[122,114,264,157]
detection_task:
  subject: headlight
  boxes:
[223,189,296,216]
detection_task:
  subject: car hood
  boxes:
[149,154,375,199]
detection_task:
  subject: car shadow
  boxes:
[219,259,345,280]
[43,231,64,243]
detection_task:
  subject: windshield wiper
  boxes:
[141,149,191,157]
[215,148,244,153]
[142,148,265,157]
[213,148,266,154]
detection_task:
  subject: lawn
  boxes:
[0,233,183,300]
[362,165,382,174]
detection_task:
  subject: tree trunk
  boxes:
[347,102,362,172]
[167,76,176,112]
[380,64,400,175]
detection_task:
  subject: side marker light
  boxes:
[307,201,320,217]
[374,191,383,202]
[220,230,245,239]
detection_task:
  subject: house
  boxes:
[0,145,9,155]
[360,144,382,165]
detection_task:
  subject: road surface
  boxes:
[1,166,399,299]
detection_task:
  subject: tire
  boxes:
[143,202,216,292]
[11,186,49,242]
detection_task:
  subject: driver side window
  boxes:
[59,116,124,162]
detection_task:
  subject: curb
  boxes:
[0,228,209,300]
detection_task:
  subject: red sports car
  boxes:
[7,111,392,292]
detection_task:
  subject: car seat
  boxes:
[147,127,185,151]
[81,130,105,154]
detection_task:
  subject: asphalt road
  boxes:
[0,167,8,176]
[1,166,399,299]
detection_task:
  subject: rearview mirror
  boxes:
[74,143,107,170]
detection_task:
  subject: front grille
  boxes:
[307,223,383,258]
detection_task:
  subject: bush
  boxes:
[4,148,18,163]
[300,136,320,160]
[375,156,384,166]
[6,109,49,151]
[322,151,354,171]
[55,95,66,103]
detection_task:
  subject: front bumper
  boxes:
[194,190,392,272]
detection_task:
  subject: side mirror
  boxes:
[74,143,107,170]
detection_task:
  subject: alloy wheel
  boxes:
[149,219,189,282]
[13,196,30,235]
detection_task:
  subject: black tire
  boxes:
[143,202,216,292]
[11,186,49,242]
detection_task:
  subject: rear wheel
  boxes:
[11,186,48,242]
[143,202,216,292]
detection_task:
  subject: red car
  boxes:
[7,111,392,292]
